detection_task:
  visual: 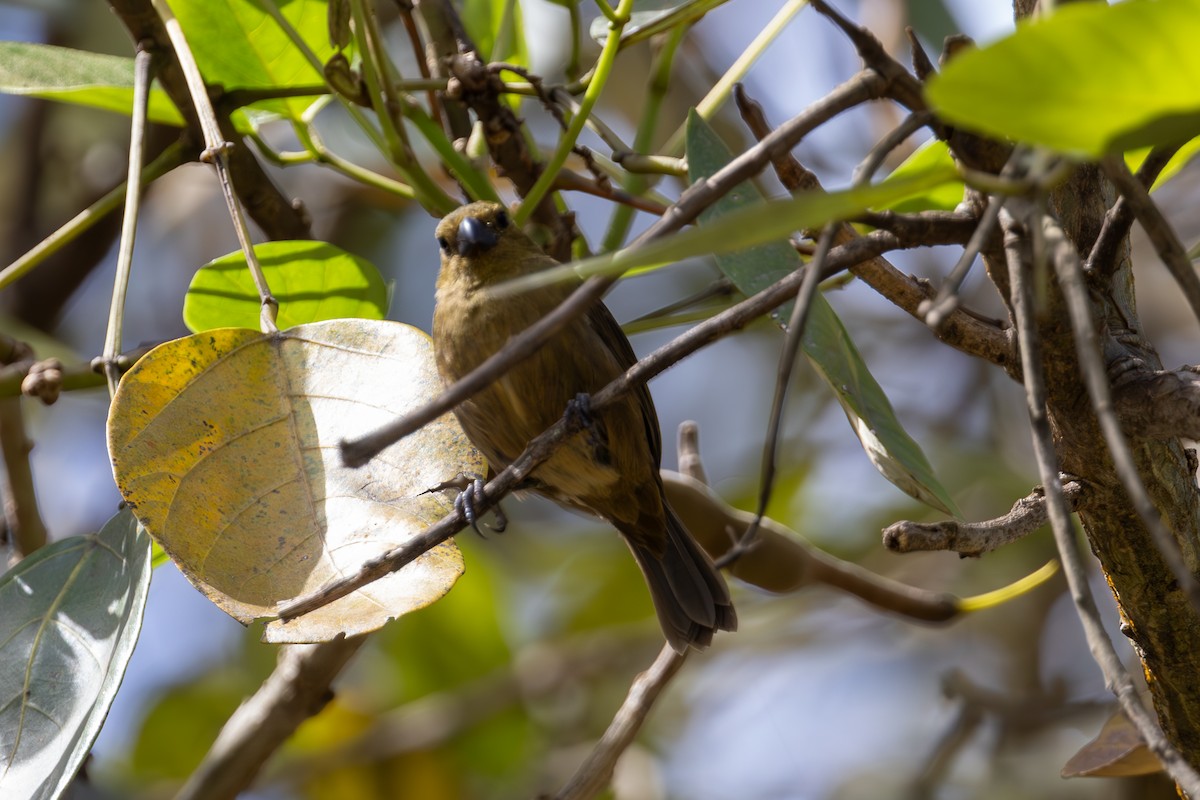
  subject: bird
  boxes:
[431,201,736,652]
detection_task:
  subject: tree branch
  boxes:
[174,638,366,800]
[553,645,687,800]
[1113,365,1200,440]
[1002,206,1200,796]
[1099,154,1200,326]
[884,479,1085,557]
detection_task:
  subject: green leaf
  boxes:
[0,510,152,800]
[169,0,333,119]
[183,240,388,332]
[1126,135,1200,192]
[683,112,960,517]
[0,42,184,125]
[926,0,1200,157]
[589,0,728,46]
[463,0,528,66]
[876,139,965,214]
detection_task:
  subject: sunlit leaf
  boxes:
[169,0,332,119]
[927,0,1200,157]
[183,241,389,333]
[876,139,965,213]
[108,320,484,643]
[685,112,959,516]
[0,42,184,125]
[0,510,151,800]
[1126,134,1200,192]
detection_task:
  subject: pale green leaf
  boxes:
[108,320,484,643]
[0,510,152,800]
[0,42,184,125]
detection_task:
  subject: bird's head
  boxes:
[435,201,550,286]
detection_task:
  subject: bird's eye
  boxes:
[494,210,509,230]
[437,236,451,254]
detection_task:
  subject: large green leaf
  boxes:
[169,0,333,119]
[926,0,1200,157]
[0,42,184,125]
[0,510,152,800]
[183,240,389,332]
[683,112,959,517]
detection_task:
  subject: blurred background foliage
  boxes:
[2,0,1197,798]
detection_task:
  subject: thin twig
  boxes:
[851,110,932,186]
[745,224,839,555]
[884,479,1084,556]
[103,44,153,395]
[554,644,687,800]
[1039,208,1200,618]
[0,141,188,292]
[1085,144,1181,277]
[1099,154,1200,327]
[919,193,1007,330]
[149,0,279,332]
[1002,208,1200,797]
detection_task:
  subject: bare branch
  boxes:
[1099,154,1200,326]
[554,645,687,800]
[884,479,1085,556]
[175,638,366,800]
[734,85,1012,368]
[1085,144,1181,277]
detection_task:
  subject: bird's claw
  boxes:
[427,474,506,538]
[565,392,593,430]
[453,477,489,537]
[566,392,608,460]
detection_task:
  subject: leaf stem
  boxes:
[103,45,153,396]
[516,0,636,224]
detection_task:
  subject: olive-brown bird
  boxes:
[432,201,736,652]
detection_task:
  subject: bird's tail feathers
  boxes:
[624,506,736,653]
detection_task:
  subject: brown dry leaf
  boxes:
[107,320,483,643]
[1062,708,1163,778]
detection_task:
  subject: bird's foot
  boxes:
[425,473,506,537]
[565,392,610,462]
